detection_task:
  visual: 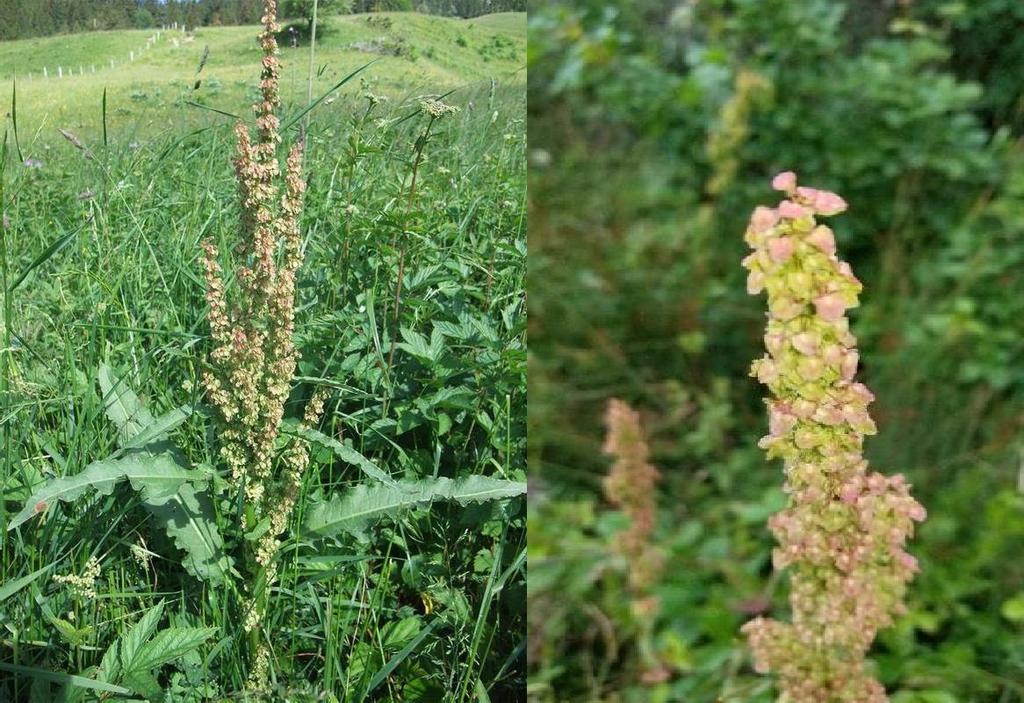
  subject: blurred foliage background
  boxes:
[526,0,1024,700]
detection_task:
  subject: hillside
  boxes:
[0,12,525,139]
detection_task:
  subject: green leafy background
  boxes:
[528,0,1024,701]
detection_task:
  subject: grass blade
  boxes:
[0,663,131,694]
[101,87,108,148]
[7,225,82,293]
[281,59,377,132]
[360,618,439,700]
[0,562,54,602]
[183,100,241,121]
[10,78,23,163]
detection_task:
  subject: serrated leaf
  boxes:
[51,617,92,646]
[397,327,435,362]
[145,482,231,584]
[122,668,163,701]
[124,627,218,675]
[380,616,421,650]
[97,639,120,684]
[7,452,197,530]
[98,364,155,444]
[304,475,526,539]
[291,426,397,486]
[119,601,166,674]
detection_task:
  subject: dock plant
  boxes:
[602,398,668,683]
[6,0,527,695]
[740,172,926,701]
[199,0,320,682]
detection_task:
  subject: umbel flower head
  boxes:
[740,173,926,702]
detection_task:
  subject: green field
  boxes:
[0,11,526,702]
[1,12,525,140]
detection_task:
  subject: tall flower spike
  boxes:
[603,399,664,599]
[740,173,925,702]
[200,0,325,685]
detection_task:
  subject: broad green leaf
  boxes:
[291,426,397,487]
[124,627,218,675]
[1001,593,1024,622]
[304,475,526,539]
[381,616,422,650]
[119,601,166,674]
[121,668,162,700]
[475,679,492,703]
[51,617,93,647]
[145,482,232,584]
[97,640,120,684]
[0,663,130,695]
[97,364,155,444]
[397,327,435,362]
[7,452,196,530]
[8,453,229,584]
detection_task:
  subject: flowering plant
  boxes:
[602,398,670,683]
[740,172,926,701]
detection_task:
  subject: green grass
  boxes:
[1,12,525,140]
[0,15,526,703]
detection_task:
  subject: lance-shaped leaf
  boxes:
[98,363,155,444]
[118,600,166,675]
[6,452,196,530]
[289,424,397,486]
[122,626,218,677]
[305,475,526,539]
[7,452,231,584]
[98,364,192,451]
[123,405,192,451]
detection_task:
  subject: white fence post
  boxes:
[58,66,62,78]
[43,67,48,78]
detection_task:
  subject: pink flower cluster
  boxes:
[603,399,665,596]
[740,173,926,702]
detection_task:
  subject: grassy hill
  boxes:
[0,12,525,141]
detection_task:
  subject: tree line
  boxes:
[0,0,525,41]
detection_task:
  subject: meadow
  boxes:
[0,9,526,702]
[0,11,524,138]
